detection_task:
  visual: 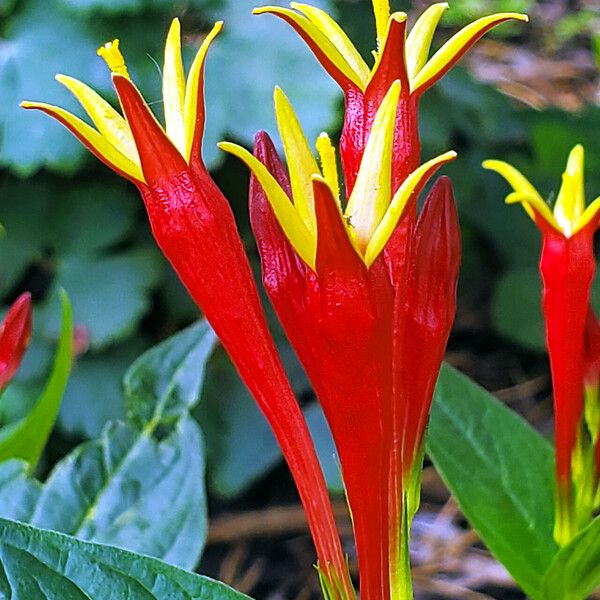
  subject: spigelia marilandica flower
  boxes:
[255,0,528,194]
[221,81,460,600]
[484,145,600,546]
[0,293,32,393]
[21,21,354,596]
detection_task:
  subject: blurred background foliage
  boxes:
[0,0,599,509]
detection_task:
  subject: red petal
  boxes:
[395,176,460,471]
[367,16,409,107]
[133,131,347,584]
[112,75,188,184]
[340,86,367,196]
[541,227,595,485]
[0,293,32,391]
[258,10,357,92]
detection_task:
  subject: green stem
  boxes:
[395,500,413,600]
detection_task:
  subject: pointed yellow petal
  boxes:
[483,159,556,228]
[405,3,449,80]
[411,12,528,93]
[315,132,340,203]
[163,18,187,157]
[97,39,130,78]
[505,192,561,232]
[55,74,139,165]
[554,144,585,234]
[254,6,367,90]
[218,141,315,267]
[482,159,544,202]
[290,2,370,85]
[274,87,321,233]
[372,0,391,46]
[344,81,400,252]
[575,195,600,235]
[365,151,456,267]
[21,101,144,182]
[183,21,223,162]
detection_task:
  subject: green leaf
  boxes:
[0,460,41,521]
[31,416,208,570]
[58,340,145,437]
[124,319,217,425]
[57,0,225,15]
[42,249,163,349]
[200,348,343,498]
[0,517,250,599]
[0,320,217,569]
[304,403,343,495]
[0,290,72,468]
[4,0,337,174]
[0,177,158,350]
[540,516,600,600]
[0,0,105,174]
[427,364,557,598]
[199,349,282,499]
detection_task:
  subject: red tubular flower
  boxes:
[0,293,32,392]
[389,176,460,595]
[254,1,527,194]
[22,22,352,595]
[249,130,395,600]
[222,74,460,597]
[485,145,600,545]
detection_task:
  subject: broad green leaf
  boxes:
[199,349,282,498]
[43,182,137,256]
[0,320,217,569]
[42,249,163,349]
[5,0,337,173]
[304,403,343,495]
[0,460,41,521]
[58,340,145,437]
[0,517,250,599]
[200,348,342,498]
[427,364,557,598]
[124,319,217,425]
[0,178,158,351]
[31,416,208,570]
[1,0,105,173]
[540,516,600,600]
[0,290,72,468]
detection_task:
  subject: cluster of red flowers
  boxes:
[19,2,538,598]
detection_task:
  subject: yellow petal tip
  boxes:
[390,11,408,23]
[505,192,526,205]
[504,12,529,22]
